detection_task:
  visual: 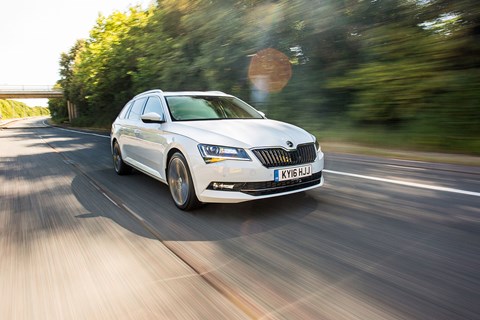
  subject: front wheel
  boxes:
[112,141,132,175]
[167,152,201,210]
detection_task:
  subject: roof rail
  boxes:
[134,89,163,99]
[207,91,226,95]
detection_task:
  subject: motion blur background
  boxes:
[48,0,480,155]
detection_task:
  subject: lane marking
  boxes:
[51,124,479,198]
[56,127,110,139]
[323,169,480,197]
[123,204,145,222]
[102,193,119,207]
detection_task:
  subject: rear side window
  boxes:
[127,98,147,120]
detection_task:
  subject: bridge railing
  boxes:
[0,85,61,92]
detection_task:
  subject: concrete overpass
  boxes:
[0,85,77,121]
[0,85,63,99]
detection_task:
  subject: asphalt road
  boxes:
[1,117,479,320]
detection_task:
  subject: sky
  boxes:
[1,0,154,106]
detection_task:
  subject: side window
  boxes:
[143,97,164,115]
[118,101,132,119]
[127,98,146,120]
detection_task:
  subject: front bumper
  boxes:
[189,149,325,203]
[198,175,324,203]
[207,171,322,196]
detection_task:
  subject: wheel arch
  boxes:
[165,147,182,180]
[111,137,118,149]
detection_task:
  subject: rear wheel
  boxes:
[112,141,132,175]
[168,152,201,210]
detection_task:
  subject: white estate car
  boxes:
[111,89,324,210]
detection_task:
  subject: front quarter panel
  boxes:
[162,131,203,184]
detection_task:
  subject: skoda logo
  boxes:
[286,141,294,148]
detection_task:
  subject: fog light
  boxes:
[212,183,235,190]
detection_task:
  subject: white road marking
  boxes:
[323,169,480,197]
[102,193,119,207]
[56,127,110,139]
[123,205,145,222]
[52,125,479,198]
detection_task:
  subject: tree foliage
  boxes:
[52,0,480,152]
[0,100,50,119]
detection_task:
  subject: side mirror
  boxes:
[141,112,165,123]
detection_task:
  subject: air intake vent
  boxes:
[252,143,316,168]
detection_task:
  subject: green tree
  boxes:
[62,8,152,126]
[1,100,50,119]
[52,0,479,152]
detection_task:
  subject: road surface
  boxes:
[1,117,479,319]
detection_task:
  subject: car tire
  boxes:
[168,152,202,210]
[113,141,132,175]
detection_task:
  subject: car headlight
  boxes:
[198,144,251,163]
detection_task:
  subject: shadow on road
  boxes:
[72,169,319,242]
[71,174,156,240]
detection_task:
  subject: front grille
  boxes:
[207,171,322,196]
[252,143,317,168]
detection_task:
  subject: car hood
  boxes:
[165,119,314,149]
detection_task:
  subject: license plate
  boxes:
[274,165,312,182]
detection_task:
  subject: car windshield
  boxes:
[165,96,263,121]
